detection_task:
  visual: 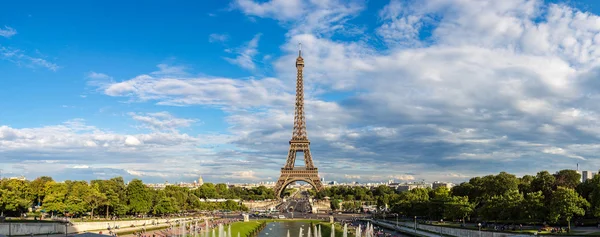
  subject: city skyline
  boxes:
[4,0,600,184]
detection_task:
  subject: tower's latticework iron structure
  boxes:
[273,45,324,198]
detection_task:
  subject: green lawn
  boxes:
[229,221,264,237]
[313,222,355,237]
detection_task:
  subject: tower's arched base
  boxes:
[273,168,324,199]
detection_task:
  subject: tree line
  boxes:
[0,177,276,218]
[320,169,596,230]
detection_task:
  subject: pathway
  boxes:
[370,220,448,237]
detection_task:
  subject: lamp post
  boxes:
[414,216,417,232]
[396,215,398,227]
[478,223,482,237]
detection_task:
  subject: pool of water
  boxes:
[258,222,313,237]
[257,221,410,237]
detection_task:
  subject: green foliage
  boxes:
[330,200,340,210]
[42,182,68,214]
[29,176,54,205]
[193,183,274,200]
[1,176,254,218]
[65,181,91,215]
[0,179,33,216]
[554,170,581,190]
[126,179,152,214]
[548,187,589,225]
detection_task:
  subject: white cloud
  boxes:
[86,72,114,89]
[124,136,142,146]
[0,46,59,71]
[224,33,262,70]
[229,170,259,180]
[151,64,188,76]
[344,174,361,179]
[129,111,196,131]
[10,0,600,184]
[389,175,416,181]
[234,0,365,36]
[0,26,17,38]
[104,64,290,107]
[209,33,229,43]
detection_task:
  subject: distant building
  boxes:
[582,171,596,182]
[397,182,431,192]
[387,182,401,189]
[198,176,204,186]
[432,181,454,189]
[9,176,26,181]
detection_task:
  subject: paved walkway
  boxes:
[371,220,444,237]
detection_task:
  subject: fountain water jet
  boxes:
[330,224,334,237]
[342,224,347,237]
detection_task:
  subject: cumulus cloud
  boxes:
[129,112,196,132]
[104,64,290,107]
[9,0,600,184]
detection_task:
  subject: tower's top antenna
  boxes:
[298,42,302,56]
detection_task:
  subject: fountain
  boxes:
[307,228,312,237]
[356,224,361,237]
[330,224,334,237]
[299,227,303,237]
[342,224,347,237]
[228,225,232,237]
[318,225,322,237]
[212,228,216,237]
[287,230,290,237]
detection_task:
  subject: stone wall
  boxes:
[384,220,529,237]
[0,223,63,236]
[0,217,199,236]
[242,200,279,210]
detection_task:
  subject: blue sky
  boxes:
[3,0,600,184]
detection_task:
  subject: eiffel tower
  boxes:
[273,44,324,198]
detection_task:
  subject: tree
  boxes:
[126,179,152,215]
[152,190,178,215]
[195,183,217,199]
[65,181,91,215]
[549,187,589,231]
[554,170,581,190]
[531,171,556,202]
[30,176,54,206]
[444,196,473,224]
[518,175,535,194]
[0,179,33,216]
[583,175,600,219]
[42,183,68,216]
[86,183,107,218]
[522,191,545,221]
[479,190,523,221]
[330,200,340,210]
